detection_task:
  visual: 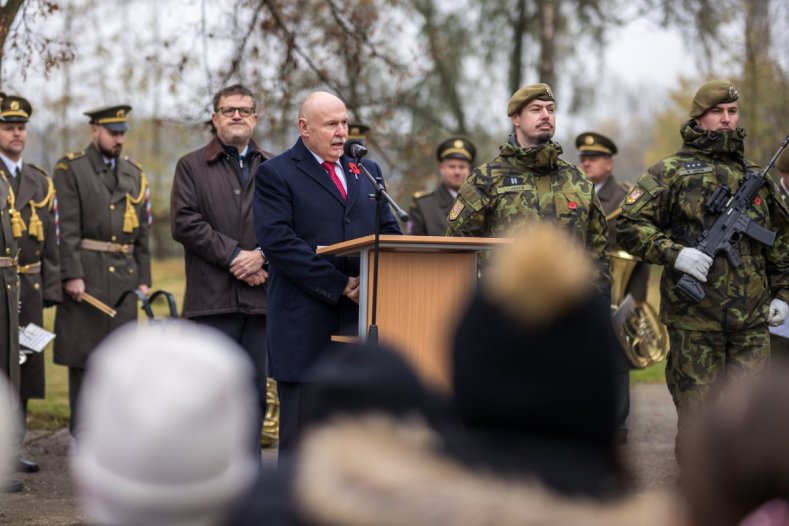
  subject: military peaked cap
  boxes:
[437,137,476,164]
[575,132,617,157]
[690,80,739,119]
[0,95,32,122]
[84,104,133,132]
[348,123,370,141]
[507,83,555,116]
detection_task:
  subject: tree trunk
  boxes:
[0,0,26,87]
[536,0,557,88]
[509,0,528,94]
[743,0,771,161]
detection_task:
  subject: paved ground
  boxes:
[1,383,677,524]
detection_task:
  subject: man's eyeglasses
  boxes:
[216,106,256,118]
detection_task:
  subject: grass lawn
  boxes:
[27,258,667,430]
[28,259,186,430]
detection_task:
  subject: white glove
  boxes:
[674,247,713,282]
[769,299,789,326]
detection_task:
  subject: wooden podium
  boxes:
[317,235,506,390]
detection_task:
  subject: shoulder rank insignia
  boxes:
[124,156,144,171]
[625,187,644,205]
[413,190,428,199]
[55,162,69,171]
[448,200,465,221]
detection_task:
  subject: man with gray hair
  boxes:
[254,91,402,451]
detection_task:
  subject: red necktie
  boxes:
[321,161,347,201]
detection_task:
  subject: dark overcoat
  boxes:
[0,161,61,399]
[52,144,151,368]
[0,175,19,390]
[407,183,455,236]
[170,137,269,318]
[254,137,401,381]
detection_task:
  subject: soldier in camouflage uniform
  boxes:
[446,83,610,286]
[616,80,789,459]
[770,148,789,358]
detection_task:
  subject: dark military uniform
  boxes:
[53,105,151,433]
[0,173,19,392]
[53,143,151,365]
[408,184,456,236]
[1,161,60,400]
[409,137,476,237]
[617,121,789,449]
[447,136,610,285]
[576,131,649,302]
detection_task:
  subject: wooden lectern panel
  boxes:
[368,251,476,391]
[319,235,501,391]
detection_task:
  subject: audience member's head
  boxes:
[0,374,19,494]
[72,321,259,526]
[300,342,448,433]
[450,221,623,496]
[682,365,789,526]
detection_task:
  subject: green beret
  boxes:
[777,147,789,173]
[436,137,476,163]
[690,80,739,119]
[575,132,617,156]
[507,83,555,116]
[0,95,32,122]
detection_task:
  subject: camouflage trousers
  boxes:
[666,325,769,460]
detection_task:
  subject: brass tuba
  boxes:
[610,250,669,368]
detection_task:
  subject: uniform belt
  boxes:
[17,261,41,274]
[0,256,17,269]
[80,239,133,254]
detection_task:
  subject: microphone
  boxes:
[347,142,368,159]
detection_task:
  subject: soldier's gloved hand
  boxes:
[769,299,789,326]
[674,247,713,282]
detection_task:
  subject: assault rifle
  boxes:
[676,135,789,303]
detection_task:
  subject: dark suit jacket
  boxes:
[254,137,401,381]
[407,183,455,236]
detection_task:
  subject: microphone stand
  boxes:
[352,154,408,343]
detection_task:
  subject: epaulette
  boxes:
[124,156,144,171]
[618,180,633,193]
[65,150,85,161]
[26,162,49,177]
[412,190,431,200]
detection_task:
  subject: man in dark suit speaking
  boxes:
[254,91,401,451]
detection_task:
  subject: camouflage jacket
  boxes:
[446,136,610,285]
[617,121,789,331]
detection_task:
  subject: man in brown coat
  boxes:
[171,85,269,447]
[0,95,60,474]
[53,105,151,435]
[407,138,476,236]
